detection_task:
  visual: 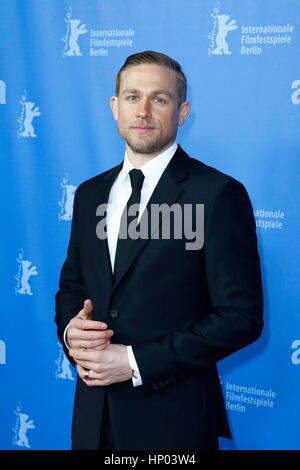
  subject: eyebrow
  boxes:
[122,88,173,98]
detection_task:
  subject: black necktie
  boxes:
[113,169,145,281]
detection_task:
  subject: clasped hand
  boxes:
[67,299,133,386]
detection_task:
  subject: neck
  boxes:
[125,140,175,169]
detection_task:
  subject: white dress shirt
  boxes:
[64,141,178,387]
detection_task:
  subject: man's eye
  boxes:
[128,96,139,101]
[153,97,166,104]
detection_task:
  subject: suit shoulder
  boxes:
[75,163,121,196]
[188,156,247,193]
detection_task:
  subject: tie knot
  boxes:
[129,169,144,189]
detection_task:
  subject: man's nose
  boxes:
[136,98,151,119]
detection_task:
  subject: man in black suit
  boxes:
[55,51,263,450]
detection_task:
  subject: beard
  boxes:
[125,134,174,155]
[119,123,176,155]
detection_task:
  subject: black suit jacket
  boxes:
[55,146,263,450]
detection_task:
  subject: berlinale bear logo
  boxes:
[0,80,6,104]
[55,343,74,381]
[62,7,87,57]
[17,91,41,138]
[12,403,35,449]
[208,2,238,56]
[0,340,6,365]
[58,173,77,221]
[15,249,38,296]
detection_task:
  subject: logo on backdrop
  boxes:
[208,1,294,56]
[62,6,87,57]
[62,7,135,58]
[254,208,285,231]
[55,342,74,381]
[208,2,238,56]
[0,80,6,104]
[12,403,35,449]
[15,249,38,296]
[291,80,300,104]
[58,173,77,221]
[0,340,6,364]
[224,380,277,413]
[291,340,300,365]
[17,90,41,138]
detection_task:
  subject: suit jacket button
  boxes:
[109,309,119,318]
[165,379,172,385]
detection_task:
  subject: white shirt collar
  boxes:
[118,141,178,189]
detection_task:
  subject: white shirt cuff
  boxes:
[127,345,142,387]
[63,323,71,350]
[64,326,142,386]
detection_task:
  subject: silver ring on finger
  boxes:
[83,368,90,379]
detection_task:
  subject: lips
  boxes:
[130,126,155,134]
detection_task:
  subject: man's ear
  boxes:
[110,96,119,121]
[178,101,190,126]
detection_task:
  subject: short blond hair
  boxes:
[116,50,187,105]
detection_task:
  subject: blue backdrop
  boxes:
[1,0,299,450]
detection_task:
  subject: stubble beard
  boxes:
[121,127,175,155]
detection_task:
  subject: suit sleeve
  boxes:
[55,188,87,365]
[132,179,264,396]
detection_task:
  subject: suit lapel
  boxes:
[93,163,122,293]
[112,146,191,290]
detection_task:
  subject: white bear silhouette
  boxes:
[0,340,6,365]
[20,101,41,137]
[60,184,76,220]
[212,14,238,55]
[17,260,38,295]
[0,80,6,104]
[15,413,35,448]
[57,354,74,380]
[66,19,87,56]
